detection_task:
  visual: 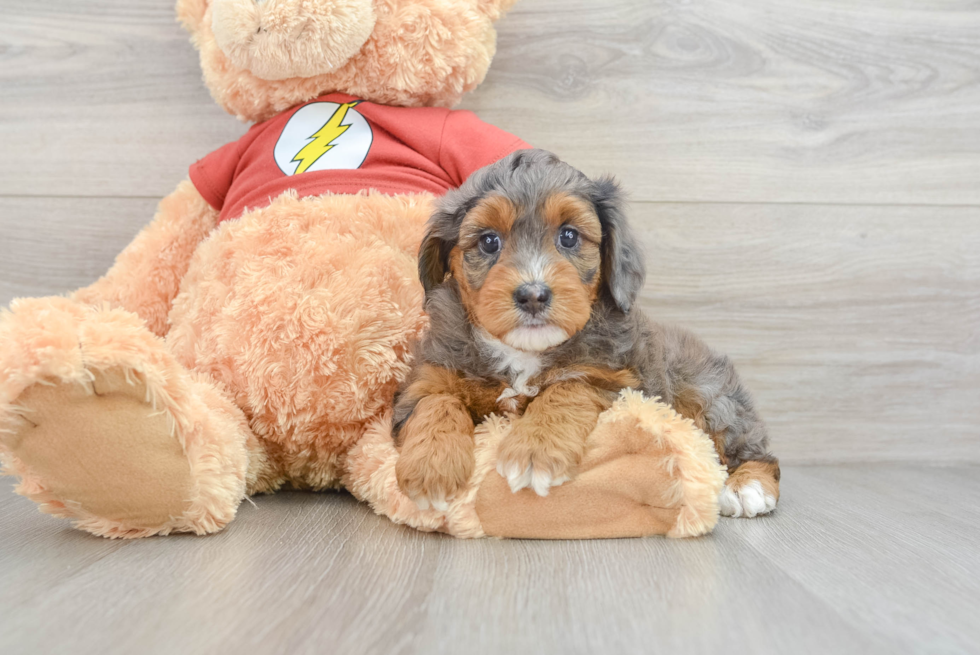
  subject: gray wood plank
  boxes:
[0,197,155,301]
[404,530,894,655]
[0,478,128,606]
[2,467,977,655]
[467,0,980,204]
[730,465,980,654]
[2,0,979,204]
[0,0,246,199]
[3,198,977,464]
[630,202,980,465]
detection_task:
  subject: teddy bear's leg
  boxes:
[473,391,729,539]
[0,296,258,538]
[73,180,218,337]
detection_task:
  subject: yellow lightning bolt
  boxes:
[291,101,360,175]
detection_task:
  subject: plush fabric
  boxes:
[182,0,514,122]
[166,190,432,492]
[0,299,251,538]
[345,391,726,539]
[0,0,726,540]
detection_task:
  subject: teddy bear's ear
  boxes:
[176,0,209,35]
[479,0,520,20]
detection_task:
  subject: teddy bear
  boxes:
[0,0,726,539]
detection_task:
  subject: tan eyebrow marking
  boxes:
[458,194,518,245]
[542,192,601,243]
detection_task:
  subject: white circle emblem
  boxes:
[273,101,373,176]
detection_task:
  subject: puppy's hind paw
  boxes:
[719,480,777,518]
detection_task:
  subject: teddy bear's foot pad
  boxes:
[4,369,194,530]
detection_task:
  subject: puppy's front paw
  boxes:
[719,479,778,518]
[495,421,581,497]
[396,435,474,513]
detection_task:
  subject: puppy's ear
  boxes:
[418,190,473,296]
[418,225,452,296]
[591,176,646,313]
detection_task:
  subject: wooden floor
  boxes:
[2,466,979,655]
[1,1,979,653]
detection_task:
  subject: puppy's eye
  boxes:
[558,227,579,249]
[479,233,501,255]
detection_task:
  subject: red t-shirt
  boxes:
[190,92,530,223]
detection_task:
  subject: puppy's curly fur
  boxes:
[394,149,779,517]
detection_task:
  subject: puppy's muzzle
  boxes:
[513,283,552,318]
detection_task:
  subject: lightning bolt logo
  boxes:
[291,101,361,175]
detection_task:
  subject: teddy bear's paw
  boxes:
[0,295,251,538]
[719,479,778,518]
[1,369,197,534]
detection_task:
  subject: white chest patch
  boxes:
[477,330,542,398]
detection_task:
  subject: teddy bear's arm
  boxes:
[73,180,219,337]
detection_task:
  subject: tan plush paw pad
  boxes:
[4,369,193,528]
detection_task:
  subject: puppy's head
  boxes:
[419,149,645,352]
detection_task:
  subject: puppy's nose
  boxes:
[513,284,552,316]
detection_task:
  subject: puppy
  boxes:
[393,149,779,518]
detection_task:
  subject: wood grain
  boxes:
[2,2,978,653]
[467,0,980,204]
[1,0,979,203]
[3,198,976,464]
[0,0,246,199]
[741,465,980,654]
[2,466,978,654]
[630,202,980,465]
[0,197,155,301]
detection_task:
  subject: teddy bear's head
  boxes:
[177,0,517,123]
